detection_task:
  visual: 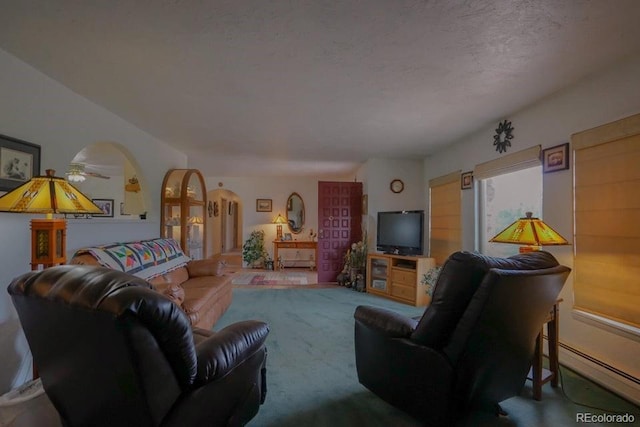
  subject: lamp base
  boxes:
[30,218,66,270]
[519,245,541,253]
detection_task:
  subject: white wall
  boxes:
[423,53,640,403]
[356,158,425,253]
[0,48,187,393]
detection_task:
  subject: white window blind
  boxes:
[474,145,541,179]
[572,114,640,329]
[429,171,461,265]
[474,146,542,256]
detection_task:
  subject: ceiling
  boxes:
[2,1,640,177]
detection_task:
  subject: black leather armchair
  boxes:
[8,265,269,427]
[354,251,570,426]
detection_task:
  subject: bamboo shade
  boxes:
[474,146,541,180]
[573,115,640,329]
[429,171,461,265]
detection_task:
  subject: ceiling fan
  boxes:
[66,162,111,182]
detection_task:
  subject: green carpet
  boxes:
[215,287,639,427]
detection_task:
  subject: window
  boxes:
[474,146,542,257]
[429,171,461,265]
[478,166,542,257]
[572,113,640,330]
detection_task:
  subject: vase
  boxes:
[355,273,366,292]
[349,268,358,284]
[350,268,365,289]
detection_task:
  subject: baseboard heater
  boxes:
[557,339,640,386]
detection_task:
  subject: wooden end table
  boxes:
[528,299,561,400]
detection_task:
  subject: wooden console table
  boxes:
[528,299,562,400]
[273,240,317,269]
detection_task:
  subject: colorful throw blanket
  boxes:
[73,238,191,280]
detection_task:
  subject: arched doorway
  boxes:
[207,188,242,257]
[67,142,149,218]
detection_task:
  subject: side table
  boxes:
[273,240,317,270]
[528,299,561,400]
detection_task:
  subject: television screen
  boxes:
[376,210,424,256]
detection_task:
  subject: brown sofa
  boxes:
[69,237,232,329]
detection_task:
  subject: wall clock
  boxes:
[493,120,514,153]
[390,179,404,193]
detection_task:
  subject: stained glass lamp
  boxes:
[0,169,103,269]
[489,212,569,253]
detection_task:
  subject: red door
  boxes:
[317,181,363,283]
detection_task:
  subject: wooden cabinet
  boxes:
[161,169,207,259]
[366,254,436,306]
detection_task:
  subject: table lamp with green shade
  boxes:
[0,169,103,269]
[489,211,569,253]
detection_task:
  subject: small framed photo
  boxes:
[92,199,114,217]
[0,133,41,192]
[256,198,272,212]
[542,143,570,173]
[461,171,473,190]
[119,202,130,216]
[283,233,293,241]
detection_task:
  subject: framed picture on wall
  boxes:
[119,202,130,216]
[256,198,272,212]
[461,171,473,190]
[92,199,114,217]
[542,143,570,173]
[0,133,41,192]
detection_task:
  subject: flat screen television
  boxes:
[376,210,424,256]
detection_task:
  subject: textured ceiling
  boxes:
[1,1,640,176]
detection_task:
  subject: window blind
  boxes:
[429,171,461,265]
[474,145,541,179]
[572,113,640,329]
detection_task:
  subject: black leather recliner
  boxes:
[354,251,571,426]
[8,265,269,427]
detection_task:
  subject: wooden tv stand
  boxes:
[366,253,436,306]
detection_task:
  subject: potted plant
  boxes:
[242,230,268,268]
[343,232,368,288]
[421,266,442,297]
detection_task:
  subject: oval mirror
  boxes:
[286,192,305,234]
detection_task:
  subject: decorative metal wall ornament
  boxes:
[493,120,514,153]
